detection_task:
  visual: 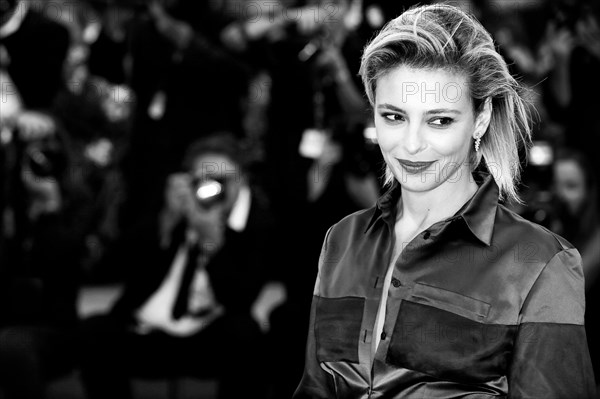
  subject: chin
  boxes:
[395,167,471,195]
[391,169,444,192]
[400,180,445,194]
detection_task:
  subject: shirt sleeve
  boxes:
[293,227,337,399]
[508,248,597,398]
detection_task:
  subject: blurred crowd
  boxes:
[0,0,599,398]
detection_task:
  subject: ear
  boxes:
[473,98,492,139]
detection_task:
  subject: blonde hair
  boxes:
[359,3,532,203]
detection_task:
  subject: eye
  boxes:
[429,117,454,127]
[380,113,405,123]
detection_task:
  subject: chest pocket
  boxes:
[315,296,364,363]
[387,283,516,384]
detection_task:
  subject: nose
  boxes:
[402,122,426,155]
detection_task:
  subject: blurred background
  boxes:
[1,0,599,398]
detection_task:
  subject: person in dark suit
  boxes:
[79,132,275,399]
[0,2,80,398]
[0,151,83,399]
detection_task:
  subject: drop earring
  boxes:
[474,135,481,152]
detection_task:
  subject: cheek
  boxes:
[374,124,397,153]
[433,131,472,157]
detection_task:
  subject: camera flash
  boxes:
[196,181,223,200]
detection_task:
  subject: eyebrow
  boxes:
[377,103,462,116]
[426,108,462,116]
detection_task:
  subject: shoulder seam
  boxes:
[517,248,583,323]
[497,204,574,251]
[518,248,565,317]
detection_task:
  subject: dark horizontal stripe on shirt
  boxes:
[313,295,593,392]
[315,296,364,363]
[314,296,516,383]
[387,301,517,384]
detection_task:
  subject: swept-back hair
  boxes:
[359,3,532,203]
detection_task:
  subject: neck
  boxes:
[397,168,478,229]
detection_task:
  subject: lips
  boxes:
[397,159,436,174]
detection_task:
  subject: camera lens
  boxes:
[25,144,66,178]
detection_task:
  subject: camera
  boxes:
[191,177,226,208]
[24,140,67,178]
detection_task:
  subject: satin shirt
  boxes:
[295,173,596,398]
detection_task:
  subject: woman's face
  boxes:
[375,66,488,194]
[553,159,586,215]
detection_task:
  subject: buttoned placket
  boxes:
[367,218,458,397]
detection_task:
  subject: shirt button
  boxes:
[391,277,401,288]
[423,231,431,239]
[380,331,387,340]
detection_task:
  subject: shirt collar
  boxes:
[365,172,498,246]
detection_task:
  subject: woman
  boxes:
[294,4,596,398]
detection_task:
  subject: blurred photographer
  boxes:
[79,132,277,399]
[0,112,86,399]
[0,135,84,399]
[0,1,83,398]
[1,0,70,242]
[122,0,251,231]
